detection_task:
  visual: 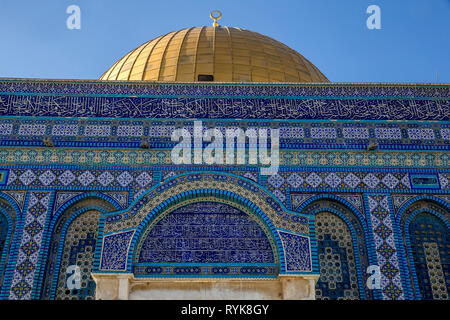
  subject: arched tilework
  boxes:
[104,172,310,236]
[0,212,9,285]
[40,198,118,300]
[0,213,8,257]
[0,195,18,298]
[132,199,280,277]
[398,199,450,300]
[98,172,307,275]
[314,212,360,299]
[408,213,449,300]
[301,199,373,300]
[54,210,100,300]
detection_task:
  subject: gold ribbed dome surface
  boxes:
[100,26,329,83]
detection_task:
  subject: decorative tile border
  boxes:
[0,148,448,169]
[1,79,448,98]
[5,167,153,190]
[8,191,53,300]
[0,117,448,151]
[1,94,448,121]
[365,194,405,300]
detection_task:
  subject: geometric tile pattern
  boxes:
[0,80,448,301]
[0,197,17,298]
[8,192,51,300]
[291,194,317,211]
[268,172,413,205]
[0,149,448,169]
[367,194,405,300]
[291,193,364,214]
[408,213,449,300]
[397,199,450,300]
[6,168,153,189]
[301,198,373,299]
[436,195,450,207]
[336,194,364,212]
[53,192,83,215]
[314,212,360,300]
[1,191,27,212]
[0,166,446,301]
[1,117,449,152]
[101,192,129,209]
[0,212,8,269]
[54,211,99,300]
[53,191,128,213]
[1,79,448,99]
[391,194,419,214]
[267,171,410,190]
[40,198,118,300]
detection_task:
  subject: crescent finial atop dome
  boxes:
[210,10,222,27]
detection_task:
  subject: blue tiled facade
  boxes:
[408,213,449,299]
[0,79,448,300]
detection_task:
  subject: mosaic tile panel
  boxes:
[291,194,317,211]
[367,195,404,300]
[103,172,309,235]
[0,79,448,300]
[0,212,8,277]
[314,212,360,300]
[1,84,448,120]
[54,211,98,300]
[278,231,311,272]
[408,213,449,300]
[40,198,118,300]
[0,149,448,169]
[268,171,419,206]
[137,202,275,264]
[0,197,18,296]
[8,192,51,300]
[392,194,420,213]
[1,79,448,98]
[1,191,26,213]
[1,117,449,152]
[6,168,153,189]
[128,202,280,277]
[301,198,373,299]
[99,230,134,271]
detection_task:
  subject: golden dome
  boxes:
[100,26,329,83]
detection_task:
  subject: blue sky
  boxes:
[0,0,449,83]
